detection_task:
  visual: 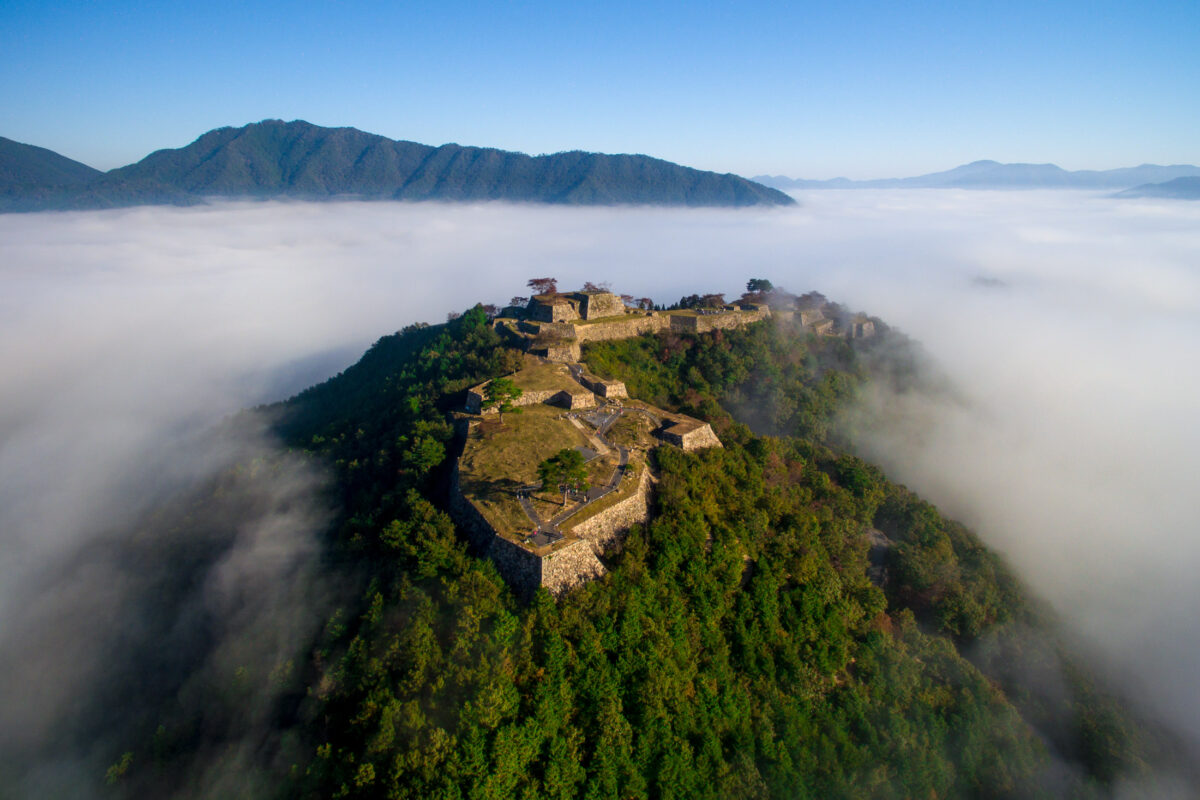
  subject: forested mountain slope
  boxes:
[0,121,794,211]
[0,136,101,187]
[86,307,1186,799]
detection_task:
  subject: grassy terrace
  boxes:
[607,411,656,450]
[506,360,583,394]
[459,404,586,534]
[459,383,664,549]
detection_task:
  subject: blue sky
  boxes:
[2,0,1197,178]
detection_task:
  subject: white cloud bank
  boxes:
[1,191,1198,788]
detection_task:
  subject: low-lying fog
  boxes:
[2,191,1198,791]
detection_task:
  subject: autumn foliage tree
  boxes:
[527,277,558,296]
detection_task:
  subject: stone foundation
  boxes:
[661,421,722,451]
[450,439,652,598]
[466,382,594,414]
[668,308,770,334]
[568,462,652,551]
[486,535,546,595]
[577,370,628,398]
[528,296,580,322]
[538,342,582,362]
[540,539,607,595]
[574,314,670,343]
[575,291,626,320]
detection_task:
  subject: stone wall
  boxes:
[798,309,825,327]
[448,456,494,550]
[536,321,578,340]
[669,308,770,334]
[568,462,653,551]
[578,371,628,398]
[468,386,565,414]
[678,423,722,451]
[574,314,670,343]
[486,535,545,597]
[662,422,722,451]
[529,298,580,322]
[812,319,835,335]
[849,319,876,338]
[449,459,612,597]
[558,390,597,410]
[450,456,580,598]
[576,291,626,320]
[472,386,595,413]
[538,342,582,362]
[540,539,607,595]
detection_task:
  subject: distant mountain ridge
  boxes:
[756,160,1200,191]
[0,120,794,211]
[1115,176,1200,200]
[0,137,102,187]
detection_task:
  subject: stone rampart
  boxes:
[574,314,670,343]
[486,535,544,597]
[536,321,578,340]
[849,319,876,338]
[798,309,825,327]
[576,291,626,320]
[669,308,770,334]
[558,390,596,410]
[677,424,722,451]
[528,298,580,323]
[580,375,627,398]
[568,462,653,551]
[540,539,607,595]
[660,419,722,452]
[468,386,563,414]
[538,342,582,363]
[448,457,494,550]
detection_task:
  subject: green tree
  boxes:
[746,278,774,293]
[483,377,523,425]
[538,448,589,505]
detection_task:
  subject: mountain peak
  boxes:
[2,122,795,211]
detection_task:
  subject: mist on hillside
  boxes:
[1,192,1198,795]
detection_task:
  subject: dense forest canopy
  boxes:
[88,301,1188,799]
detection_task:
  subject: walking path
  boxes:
[517,396,634,543]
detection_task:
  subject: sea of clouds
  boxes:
[1,191,1198,794]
